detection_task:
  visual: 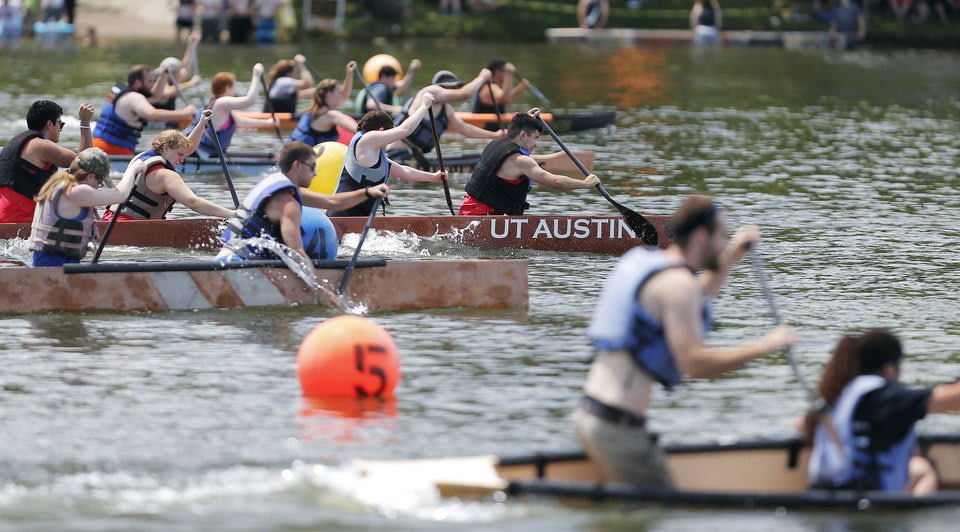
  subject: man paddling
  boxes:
[574,196,795,487]
[388,69,503,164]
[93,64,198,156]
[459,109,599,215]
[471,59,530,114]
[0,100,95,223]
[216,141,389,261]
[356,59,421,116]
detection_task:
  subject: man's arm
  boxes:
[300,183,389,210]
[432,68,492,104]
[394,58,421,95]
[509,154,599,191]
[699,225,757,298]
[445,104,504,139]
[129,92,196,123]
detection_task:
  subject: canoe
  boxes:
[175,111,558,132]
[0,214,670,254]
[462,111,616,133]
[354,434,960,509]
[0,258,528,314]
[98,148,594,176]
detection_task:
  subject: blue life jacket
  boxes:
[327,131,390,217]
[588,246,713,389]
[808,375,917,491]
[393,99,448,152]
[93,83,146,153]
[221,172,302,259]
[289,111,339,146]
[191,105,237,156]
[471,88,504,114]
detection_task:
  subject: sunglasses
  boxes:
[56,119,65,130]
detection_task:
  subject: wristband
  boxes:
[79,125,91,129]
[364,187,372,199]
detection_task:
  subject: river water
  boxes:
[0,39,958,530]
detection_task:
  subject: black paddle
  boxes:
[536,116,658,246]
[164,68,231,185]
[486,81,505,131]
[428,106,456,215]
[513,71,549,104]
[92,175,139,264]
[303,61,321,81]
[204,119,240,208]
[338,196,382,296]
[259,73,285,143]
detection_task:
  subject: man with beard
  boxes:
[93,64,198,155]
[573,195,795,487]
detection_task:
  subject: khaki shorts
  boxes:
[573,402,673,487]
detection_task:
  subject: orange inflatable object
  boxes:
[362,54,402,84]
[297,315,401,398]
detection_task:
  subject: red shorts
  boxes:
[93,137,135,156]
[458,193,499,215]
[101,210,134,222]
[0,187,38,223]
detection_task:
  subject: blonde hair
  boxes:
[152,129,190,152]
[211,72,236,98]
[34,159,87,203]
[306,79,340,116]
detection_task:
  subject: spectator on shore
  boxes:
[578,0,609,29]
[81,25,97,47]
[690,0,722,45]
[889,0,912,22]
[254,0,283,43]
[40,0,61,21]
[0,0,23,46]
[916,0,950,23]
[228,0,252,44]
[171,0,196,44]
[439,0,461,15]
[830,0,866,49]
[198,0,223,43]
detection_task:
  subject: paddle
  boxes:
[486,81,504,131]
[353,67,430,175]
[536,116,658,246]
[338,196,382,296]
[204,119,240,208]
[91,172,141,264]
[750,249,843,446]
[514,71,549,104]
[304,61,321,81]
[428,106,456,216]
[259,73,285,143]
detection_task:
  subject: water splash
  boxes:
[0,237,32,267]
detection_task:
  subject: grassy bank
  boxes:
[302,0,960,49]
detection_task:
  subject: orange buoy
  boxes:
[297,315,401,398]
[362,54,402,84]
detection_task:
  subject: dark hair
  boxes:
[26,100,63,131]
[278,141,315,174]
[671,196,719,247]
[817,328,902,406]
[356,111,394,133]
[128,64,150,86]
[486,59,507,72]
[507,113,542,140]
[378,66,398,78]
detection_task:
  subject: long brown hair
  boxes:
[266,59,296,89]
[306,79,340,116]
[34,160,87,203]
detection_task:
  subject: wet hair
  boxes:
[128,64,151,87]
[378,66,398,78]
[151,129,190,152]
[307,79,340,115]
[26,100,63,131]
[267,59,296,89]
[671,196,720,247]
[356,111,394,133]
[34,160,86,203]
[506,113,542,140]
[211,72,236,98]
[278,141,314,174]
[486,59,507,73]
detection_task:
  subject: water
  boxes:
[1,39,959,530]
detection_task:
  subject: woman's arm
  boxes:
[211,63,265,127]
[65,160,145,208]
[357,92,437,153]
[185,109,214,153]
[446,104,505,139]
[388,160,445,183]
[158,169,235,218]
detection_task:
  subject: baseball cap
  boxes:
[76,148,111,183]
[154,57,183,77]
[432,70,464,88]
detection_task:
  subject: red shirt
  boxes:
[0,186,38,223]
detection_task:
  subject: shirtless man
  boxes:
[575,195,795,486]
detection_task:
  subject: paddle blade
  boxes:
[606,193,658,246]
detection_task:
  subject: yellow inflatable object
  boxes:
[362,54,402,84]
[310,142,347,195]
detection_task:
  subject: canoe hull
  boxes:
[0,215,671,254]
[0,259,528,314]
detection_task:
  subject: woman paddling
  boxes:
[288,61,358,147]
[188,63,278,158]
[103,115,235,221]
[263,54,316,114]
[802,329,960,496]
[30,148,143,267]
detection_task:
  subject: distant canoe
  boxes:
[0,258,528,314]
[356,434,960,509]
[0,214,669,254]
[175,111,559,132]
[463,111,616,133]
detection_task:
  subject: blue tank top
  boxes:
[289,111,340,146]
[93,83,147,152]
